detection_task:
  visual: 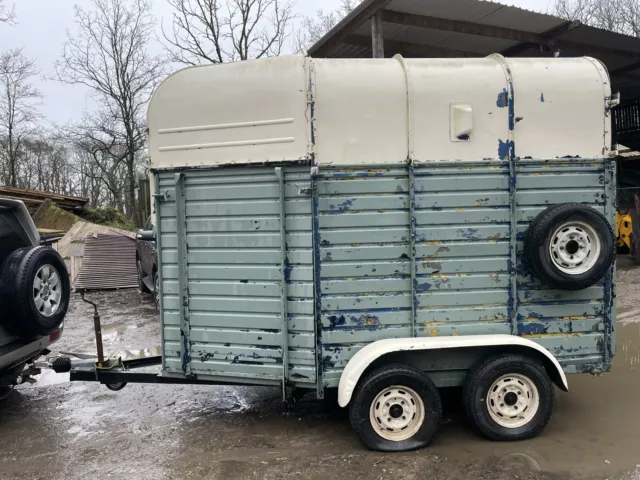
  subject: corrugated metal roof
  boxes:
[74,233,138,291]
[309,0,640,95]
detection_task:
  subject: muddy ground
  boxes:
[1,259,640,480]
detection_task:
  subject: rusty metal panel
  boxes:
[156,166,316,384]
[74,233,137,290]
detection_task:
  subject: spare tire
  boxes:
[1,246,70,337]
[525,203,614,291]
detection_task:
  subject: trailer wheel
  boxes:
[525,203,614,290]
[105,382,127,391]
[349,364,442,452]
[463,355,554,442]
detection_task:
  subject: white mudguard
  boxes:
[337,334,569,407]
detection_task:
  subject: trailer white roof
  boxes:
[148,54,611,169]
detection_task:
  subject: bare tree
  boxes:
[293,0,361,53]
[163,0,296,65]
[0,49,41,187]
[62,111,136,212]
[0,0,15,24]
[53,0,165,222]
[552,0,640,36]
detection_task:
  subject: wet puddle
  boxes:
[101,322,136,344]
[435,319,640,479]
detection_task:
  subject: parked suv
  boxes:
[0,199,70,400]
[136,216,158,308]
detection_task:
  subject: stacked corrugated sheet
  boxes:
[74,233,138,290]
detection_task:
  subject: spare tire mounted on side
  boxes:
[1,246,70,337]
[525,203,614,291]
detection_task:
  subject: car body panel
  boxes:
[0,198,61,384]
[136,216,157,289]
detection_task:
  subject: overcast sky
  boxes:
[0,0,551,125]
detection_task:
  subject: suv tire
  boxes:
[1,247,70,337]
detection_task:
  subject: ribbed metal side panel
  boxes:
[319,167,412,386]
[154,158,614,389]
[319,160,615,387]
[516,158,614,371]
[413,161,512,338]
[156,166,315,383]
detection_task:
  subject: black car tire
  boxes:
[153,270,160,310]
[2,246,70,337]
[524,203,614,290]
[137,260,150,293]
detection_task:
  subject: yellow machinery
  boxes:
[617,212,632,252]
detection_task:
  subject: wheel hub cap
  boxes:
[486,374,540,429]
[369,386,425,442]
[33,265,62,318]
[549,221,601,275]
[389,404,404,418]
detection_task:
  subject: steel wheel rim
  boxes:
[33,265,62,317]
[549,221,601,275]
[369,385,425,441]
[486,373,539,429]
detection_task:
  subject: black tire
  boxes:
[349,364,442,452]
[1,247,32,326]
[0,386,14,403]
[137,260,150,293]
[463,354,554,442]
[2,246,70,337]
[322,388,348,418]
[525,203,614,290]
[153,270,160,310]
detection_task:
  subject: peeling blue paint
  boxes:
[498,139,513,160]
[348,314,381,326]
[518,323,549,335]
[328,315,345,327]
[416,281,432,292]
[284,257,292,284]
[182,333,191,373]
[458,228,479,240]
[329,198,354,213]
[497,88,509,108]
[322,355,335,368]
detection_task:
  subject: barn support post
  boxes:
[372,12,385,58]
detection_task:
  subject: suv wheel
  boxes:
[1,247,70,337]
